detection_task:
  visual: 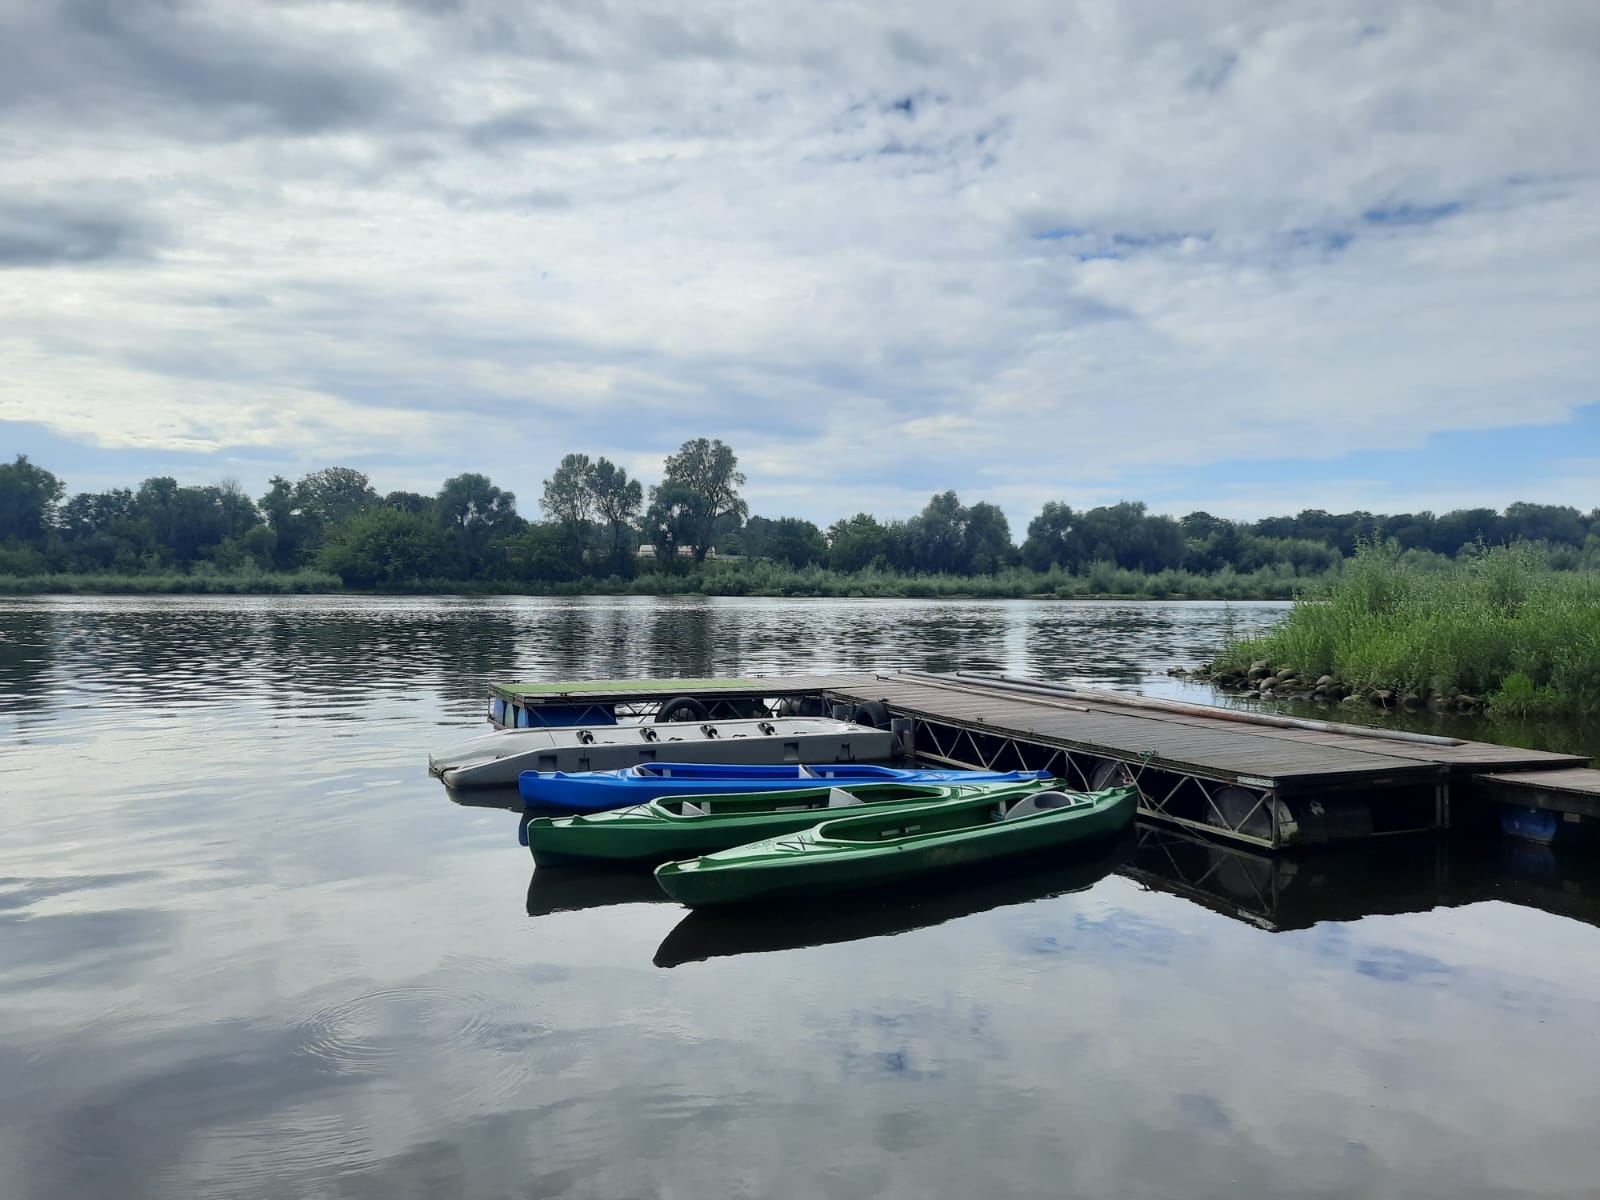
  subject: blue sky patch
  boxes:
[1362,202,1462,226]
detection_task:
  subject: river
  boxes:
[2,595,1597,1199]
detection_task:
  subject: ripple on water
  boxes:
[290,979,554,1107]
[183,1107,385,1198]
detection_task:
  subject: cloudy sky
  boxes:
[2,0,1597,531]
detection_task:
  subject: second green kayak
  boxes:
[653,784,1141,908]
[525,779,1060,867]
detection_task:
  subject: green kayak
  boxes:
[653,829,1135,967]
[653,784,1141,908]
[525,779,1058,868]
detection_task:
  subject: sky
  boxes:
[2,0,1598,534]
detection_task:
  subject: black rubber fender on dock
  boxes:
[777,695,828,717]
[851,699,892,729]
[655,696,710,724]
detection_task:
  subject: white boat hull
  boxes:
[428,717,895,790]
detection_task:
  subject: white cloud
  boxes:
[1,0,1597,525]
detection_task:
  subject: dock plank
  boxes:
[826,677,1437,787]
[1474,768,1600,819]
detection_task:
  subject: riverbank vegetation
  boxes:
[1207,543,1600,716]
[2,447,1597,602]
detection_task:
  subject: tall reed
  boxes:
[1214,542,1600,714]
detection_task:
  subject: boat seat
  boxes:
[681,800,707,816]
[1001,790,1077,820]
[826,787,864,808]
[797,764,819,779]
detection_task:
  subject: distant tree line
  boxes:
[1,446,1597,588]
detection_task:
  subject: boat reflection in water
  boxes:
[525,867,676,916]
[446,783,525,813]
[653,831,1135,968]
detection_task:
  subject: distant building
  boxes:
[636,544,741,560]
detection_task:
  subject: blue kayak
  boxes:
[519,762,1052,812]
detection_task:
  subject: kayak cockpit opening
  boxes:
[825,805,982,843]
[996,790,1082,820]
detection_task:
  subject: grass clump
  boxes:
[1213,541,1600,715]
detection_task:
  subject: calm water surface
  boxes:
[2,596,1597,1199]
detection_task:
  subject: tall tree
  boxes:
[437,472,519,578]
[655,438,747,562]
[318,507,446,587]
[437,472,517,534]
[540,453,595,550]
[1430,507,1501,556]
[826,513,889,572]
[640,479,699,567]
[58,488,134,540]
[1180,512,1245,573]
[962,502,1015,574]
[763,517,826,568]
[258,476,310,569]
[57,488,139,570]
[295,467,378,529]
[0,455,64,547]
[1021,501,1082,571]
[587,457,643,569]
[905,491,969,573]
[382,490,435,515]
[1076,501,1184,572]
[130,478,262,566]
[501,521,583,583]
[258,467,376,569]
[1503,502,1585,546]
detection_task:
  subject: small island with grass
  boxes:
[1192,542,1600,718]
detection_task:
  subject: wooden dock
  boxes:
[488,672,1594,849]
[1474,767,1600,819]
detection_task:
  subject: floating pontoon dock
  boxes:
[486,672,1592,849]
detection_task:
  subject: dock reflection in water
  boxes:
[1123,820,1600,935]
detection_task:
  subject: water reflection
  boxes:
[0,597,536,721]
[1123,825,1460,932]
[1124,822,1600,936]
[526,868,673,916]
[1024,601,1259,690]
[653,832,1134,967]
[1456,837,1600,929]
[0,595,1291,729]
[878,606,1013,674]
[642,601,715,677]
[0,605,56,723]
[5,595,1600,1200]
[506,820,1600,960]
